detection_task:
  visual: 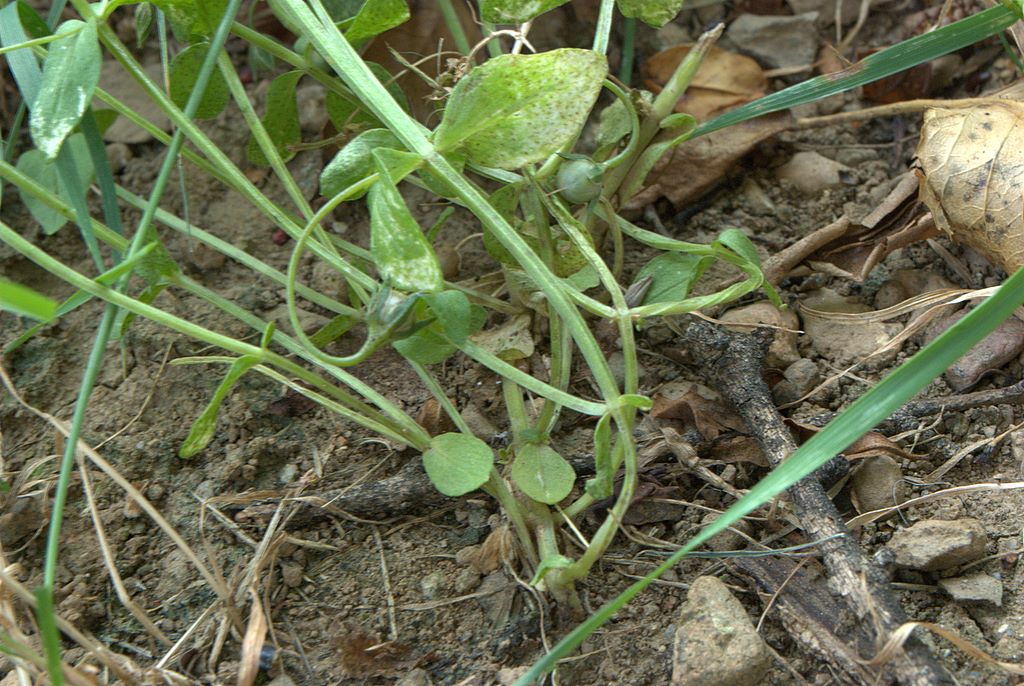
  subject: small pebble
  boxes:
[849,455,905,514]
[886,518,989,572]
[938,572,1003,606]
[775,151,851,196]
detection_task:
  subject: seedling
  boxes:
[2,1,1024,683]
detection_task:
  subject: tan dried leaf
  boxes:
[916,102,1024,274]
[642,45,766,121]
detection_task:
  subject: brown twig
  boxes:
[670,317,953,686]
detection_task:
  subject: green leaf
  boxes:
[0,279,57,321]
[169,43,230,120]
[480,0,570,23]
[393,326,456,365]
[135,3,155,47]
[422,290,472,344]
[16,132,94,234]
[247,70,304,165]
[714,228,761,269]
[151,0,230,39]
[325,63,408,130]
[30,20,99,159]
[619,114,695,202]
[422,432,493,496]
[434,49,607,169]
[510,443,575,504]
[372,147,422,183]
[345,0,409,44]
[617,0,685,26]
[634,252,711,305]
[368,174,444,292]
[180,356,259,458]
[320,128,401,198]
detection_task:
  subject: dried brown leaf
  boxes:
[652,389,747,439]
[916,102,1024,274]
[642,45,766,121]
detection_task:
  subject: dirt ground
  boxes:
[2,3,1024,685]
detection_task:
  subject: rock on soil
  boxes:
[800,288,900,368]
[774,151,851,196]
[725,13,820,69]
[938,572,1004,606]
[924,309,1024,391]
[849,455,905,514]
[720,302,800,369]
[672,576,771,686]
[886,518,989,572]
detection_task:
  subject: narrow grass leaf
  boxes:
[33,586,63,686]
[422,432,493,496]
[169,43,230,119]
[0,278,57,321]
[247,70,303,164]
[516,264,1024,685]
[30,20,98,159]
[180,355,259,458]
[695,4,1020,138]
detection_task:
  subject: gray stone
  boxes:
[396,669,433,686]
[420,570,446,600]
[849,455,905,514]
[887,519,989,572]
[672,576,770,686]
[100,62,172,143]
[772,358,821,405]
[800,288,900,368]
[939,572,1003,606]
[775,152,850,196]
[924,309,1024,391]
[296,83,327,133]
[726,13,820,69]
[786,0,860,26]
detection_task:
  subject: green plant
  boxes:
[1,0,1023,682]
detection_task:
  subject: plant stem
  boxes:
[438,0,471,55]
[592,0,616,55]
[618,17,635,84]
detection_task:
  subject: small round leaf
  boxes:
[423,433,493,496]
[511,444,575,505]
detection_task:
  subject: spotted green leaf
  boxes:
[617,0,686,26]
[345,0,409,44]
[169,43,230,120]
[434,49,607,169]
[423,433,493,496]
[152,0,230,39]
[367,173,443,292]
[30,20,99,159]
[16,133,94,234]
[480,0,570,23]
[633,252,712,306]
[320,128,401,198]
[511,443,575,504]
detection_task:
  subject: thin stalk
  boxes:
[438,0,471,55]
[592,0,616,55]
[618,17,635,84]
[486,470,539,567]
[502,378,531,445]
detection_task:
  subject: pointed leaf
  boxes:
[16,133,94,234]
[368,174,444,292]
[169,42,229,119]
[511,443,575,504]
[480,0,570,23]
[0,279,57,321]
[248,70,303,165]
[30,20,99,159]
[180,356,259,458]
[345,0,409,44]
[434,49,607,169]
[320,128,401,198]
[634,252,712,305]
[422,432,493,496]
